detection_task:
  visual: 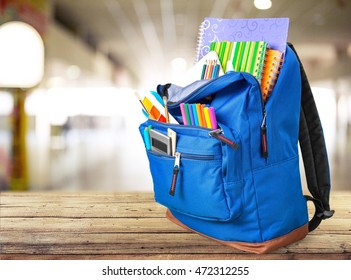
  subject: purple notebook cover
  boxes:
[196,17,289,61]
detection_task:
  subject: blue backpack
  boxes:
[139,43,334,253]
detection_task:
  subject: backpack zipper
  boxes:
[250,74,268,159]
[169,152,180,196]
[209,129,239,150]
[166,73,237,106]
[168,151,218,196]
[260,110,268,158]
[144,120,239,149]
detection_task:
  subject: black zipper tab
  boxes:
[169,152,180,196]
[209,129,239,150]
[261,112,268,158]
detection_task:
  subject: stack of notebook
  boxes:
[209,40,283,102]
[195,17,289,102]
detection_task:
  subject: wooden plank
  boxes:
[1,194,349,219]
[1,216,350,233]
[0,191,350,260]
[0,192,165,218]
[0,233,350,256]
[2,206,349,219]
[0,192,155,203]
[1,191,349,201]
[0,202,166,218]
[0,217,182,233]
[0,231,348,253]
[1,253,350,260]
[0,193,167,219]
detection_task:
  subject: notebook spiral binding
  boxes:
[194,20,206,64]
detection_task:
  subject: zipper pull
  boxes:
[209,129,239,150]
[169,152,181,196]
[261,111,268,158]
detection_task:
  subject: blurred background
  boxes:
[0,0,350,192]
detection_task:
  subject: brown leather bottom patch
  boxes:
[166,210,309,254]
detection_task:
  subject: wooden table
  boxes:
[0,191,350,260]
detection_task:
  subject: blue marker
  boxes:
[192,104,199,126]
[188,103,195,126]
[144,127,151,150]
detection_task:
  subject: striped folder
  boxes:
[210,41,284,102]
[210,41,268,82]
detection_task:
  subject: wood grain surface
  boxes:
[0,191,350,260]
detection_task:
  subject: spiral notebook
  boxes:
[195,17,289,62]
[261,49,283,102]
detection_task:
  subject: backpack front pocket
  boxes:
[141,121,243,221]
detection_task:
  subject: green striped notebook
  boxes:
[210,41,268,82]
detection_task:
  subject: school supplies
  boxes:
[201,59,220,80]
[135,91,178,124]
[143,126,177,157]
[210,41,268,81]
[163,96,170,123]
[167,128,177,156]
[179,103,188,125]
[209,40,284,102]
[189,17,289,101]
[261,49,283,102]
[139,43,333,254]
[143,127,151,150]
[173,51,224,86]
[180,102,217,129]
[135,91,155,120]
[195,17,289,62]
[209,107,217,129]
[149,129,172,155]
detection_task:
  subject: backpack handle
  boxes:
[288,43,334,232]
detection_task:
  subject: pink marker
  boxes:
[180,103,188,125]
[209,107,218,129]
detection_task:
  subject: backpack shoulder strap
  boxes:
[288,43,335,232]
